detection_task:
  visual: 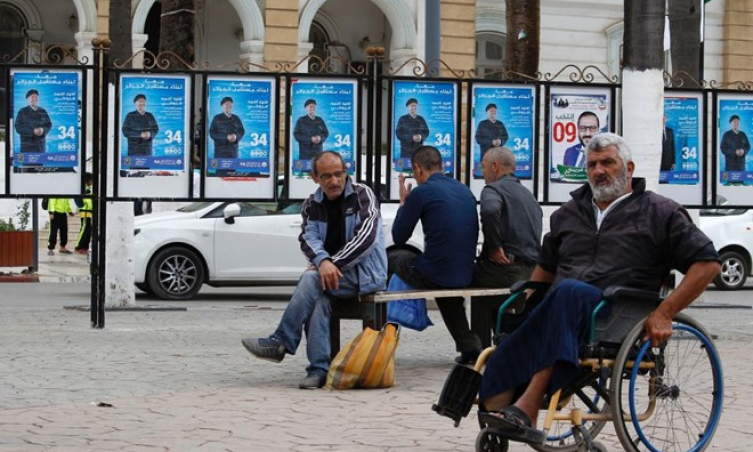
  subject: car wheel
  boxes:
[713,250,748,290]
[135,282,152,294]
[147,246,205,300]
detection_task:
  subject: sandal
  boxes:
[479,405,545,444]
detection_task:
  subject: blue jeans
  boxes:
[272,268,359,376]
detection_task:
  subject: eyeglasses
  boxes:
[578,125,599,133]
[317,170,347,181]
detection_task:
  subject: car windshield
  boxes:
[177,202,215,213]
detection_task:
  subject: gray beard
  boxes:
[590,169,629,204]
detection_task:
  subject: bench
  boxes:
[329,287,513,357]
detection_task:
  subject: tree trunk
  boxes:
[505,0,540,79]
[159,0,196,66]
[622,0,666,190]
[668,0,702,86]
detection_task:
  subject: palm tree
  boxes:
[668,0,703,86]
[159,0,196,66]
[505,0,540,79]
[622,0,666,189]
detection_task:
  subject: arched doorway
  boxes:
[0,3,27,126]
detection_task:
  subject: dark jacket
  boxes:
[209,113,245,159]
[392,172,479,287]
[539,178,719,291]
[299,178,387,294]
[479,174,542,263]
[475,119,509,154]
[293,115,329,160]
[395,114,429,158]
[15,106,52,152]
[720,129,751,171]
[122,110,159,156]
[660,126,675,171]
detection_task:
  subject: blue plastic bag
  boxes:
[386,274,433,331]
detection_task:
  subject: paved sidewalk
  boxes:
[0,284,752,451]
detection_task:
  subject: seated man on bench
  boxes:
[478,133,721,441]
[241,151,387,389]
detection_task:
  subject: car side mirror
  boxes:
[223,203,241,224]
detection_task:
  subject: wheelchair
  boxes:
[433,281,724,452]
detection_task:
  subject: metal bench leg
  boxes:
[362,302,387,331]
[471,296,503,348]
[330,314,341,359]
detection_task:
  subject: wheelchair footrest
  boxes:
[432,364,482,426]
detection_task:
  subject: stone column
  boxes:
[439,0,476,74]
[131,34,149,69]
[723,0,753,83]
[240,40,265,68]
[264,0,299,67]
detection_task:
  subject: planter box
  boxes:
[0,231,34,267]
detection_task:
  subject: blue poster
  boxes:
[119,75,189,173]
[472,85,535,179]
[718,98,753,186]
[206,77,273,178]
[392,80,457,175]
[11,70,81,173]
[289,79,357,176]
[661,97,700,185]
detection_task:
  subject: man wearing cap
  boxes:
[720,114,751,172]
[209,96,245,159]
[475,103,509,158]
[15,89,52,152]
[293,98,329,161]
[122,93,159,156]
[396,98,429,158]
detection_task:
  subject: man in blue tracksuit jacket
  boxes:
[242,151,387,389]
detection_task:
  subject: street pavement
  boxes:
[0,281,752,451]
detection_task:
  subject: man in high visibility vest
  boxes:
[75,172,94,255]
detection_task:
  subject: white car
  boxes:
[700,206,753,290]
[134,200,423,300]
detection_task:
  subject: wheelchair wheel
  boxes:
[530,378,609,452]
[476,428,509,452]
[610,313,724,452]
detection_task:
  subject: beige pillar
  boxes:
[723,0,753,83]
[264,0,299,67]
[440,0,476,74]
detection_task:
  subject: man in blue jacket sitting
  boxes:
[242,151,387,389]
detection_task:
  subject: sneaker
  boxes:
[455,348,482,365]
[298,372,326,389]
[47,250,54,256]
[241,337,286,363]
[59,248,72,254]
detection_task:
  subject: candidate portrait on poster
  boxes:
[206,77,274,178]
[119,74,190,175]
[289,79,357,177]
[717,96,753,186]
[471,85,535,180]
[391,80,457,176]
[660,96,701,186]
[11,70,81,173]
[549,88,611,185]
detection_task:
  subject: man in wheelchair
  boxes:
[477,133,721,443]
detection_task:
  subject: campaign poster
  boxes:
[206,76,274,178]
[661,95,701,186]
[391,80,457,176]
[10,70,81,173]
[548,86,611,203]
[119,74,190,175]
[717,95,753,187]
[470,84,535,193]
[288,78,358,177]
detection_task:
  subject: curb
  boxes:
[0,273,40,283]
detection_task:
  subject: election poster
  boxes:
[716,93,753,205]
[389,79,458,200]
[203,75,277,199]
[469,83,535,198]
[547,85,612,203]
[9,69,83,195]
[116,74,191,198]
[287,77,358,199]
[657,92,704,205]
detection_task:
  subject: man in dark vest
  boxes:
[475,103,509,158]
[15,89,52,152]
[720,114,751,171]
[395,98,430,159]
[293,98,329,161]
[122,94,159,156]
[209,96,245,159]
